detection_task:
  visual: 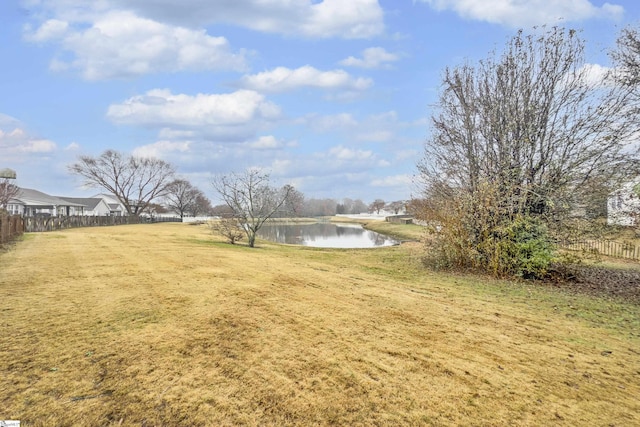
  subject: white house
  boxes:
[59,197,113,216]
[607,181,640,226]
[7,188,86,217]
[91,193,127,216]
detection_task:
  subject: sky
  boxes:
[1,0,639,205]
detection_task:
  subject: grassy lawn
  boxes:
[0,223,638,426]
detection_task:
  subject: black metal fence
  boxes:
[559,239,640,261]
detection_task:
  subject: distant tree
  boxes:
[139,202,169,218]
[280,185,304,217]
[369,199,386,214]
[351,199,368,214]
[212,169,296,247]
[69,150,175,216]
[388,200,406,214]
[164,179,206,219]
[211,204,236,218]
[189,193,213,217]
[336,203,346,214]
[302,198,338,217]
[0,178,20,211]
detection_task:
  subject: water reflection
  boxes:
[257,222,399,248]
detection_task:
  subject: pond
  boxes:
[257,222,400,248]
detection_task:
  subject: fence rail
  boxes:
[0,214,24,244]
[559,239,640,261]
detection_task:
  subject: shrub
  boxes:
[209,218,245,244]
[421,206,556,279]
[486,216,556,279]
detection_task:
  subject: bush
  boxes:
[209,218,245,244]
[486,216,556,279]
[422,212,556,279]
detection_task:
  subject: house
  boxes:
[91,193,127,216]
[7,188,86,217]
[607,181,640,226]
[59,197,113,216]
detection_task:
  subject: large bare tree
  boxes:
[212,169,295,247]
[416,27,640,276]
[69,150,175,216]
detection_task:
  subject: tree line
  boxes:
[66,150,401,247]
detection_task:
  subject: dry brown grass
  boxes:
[0,223,638,426]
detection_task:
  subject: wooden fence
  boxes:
[0,214,24,244]
[23,215,141,232]
[559,239,640,261]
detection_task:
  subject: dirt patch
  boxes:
[548,263,640,303]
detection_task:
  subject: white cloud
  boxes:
[24,0,384,40]
[107,89,281,129]
[339,47,400,69]
[113,0,385,39]
[25,19,69,42]
[18,138,57,153]
[247,135,284,150]
[371,174,412,188]
[356,130,393,142]
[0,127,57,154]
[24,10,247,80]
[328,145,374,161]
[132,140,191,158]
[580,63,612,87]
[239,65,373,94]
[305,113,358,132]
[158,128,197,140]
[419,0,624,27]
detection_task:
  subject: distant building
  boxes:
[91,193,127,216]
[608,181,640,226]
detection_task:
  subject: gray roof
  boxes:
[10,188,86,208]
[58,197,104,210]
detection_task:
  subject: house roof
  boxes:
[58,197,105,210]
[92,193,121,204]
[10,188,86,208]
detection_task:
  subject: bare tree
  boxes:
[0,178,20,211]
[281,185,304,217]
[369,199,386,214]
[611,25,640,90]
[69,150,175,216]
[165,179,201,219]
[302,198,338,217]
[212,169,295,247]
[387,200,406,214]
[416,27,640,277]
[189,193,213,217]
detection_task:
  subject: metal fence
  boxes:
[559,239,640,261]
[0,214,24,244]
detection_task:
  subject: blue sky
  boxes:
[1,0,638,205]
